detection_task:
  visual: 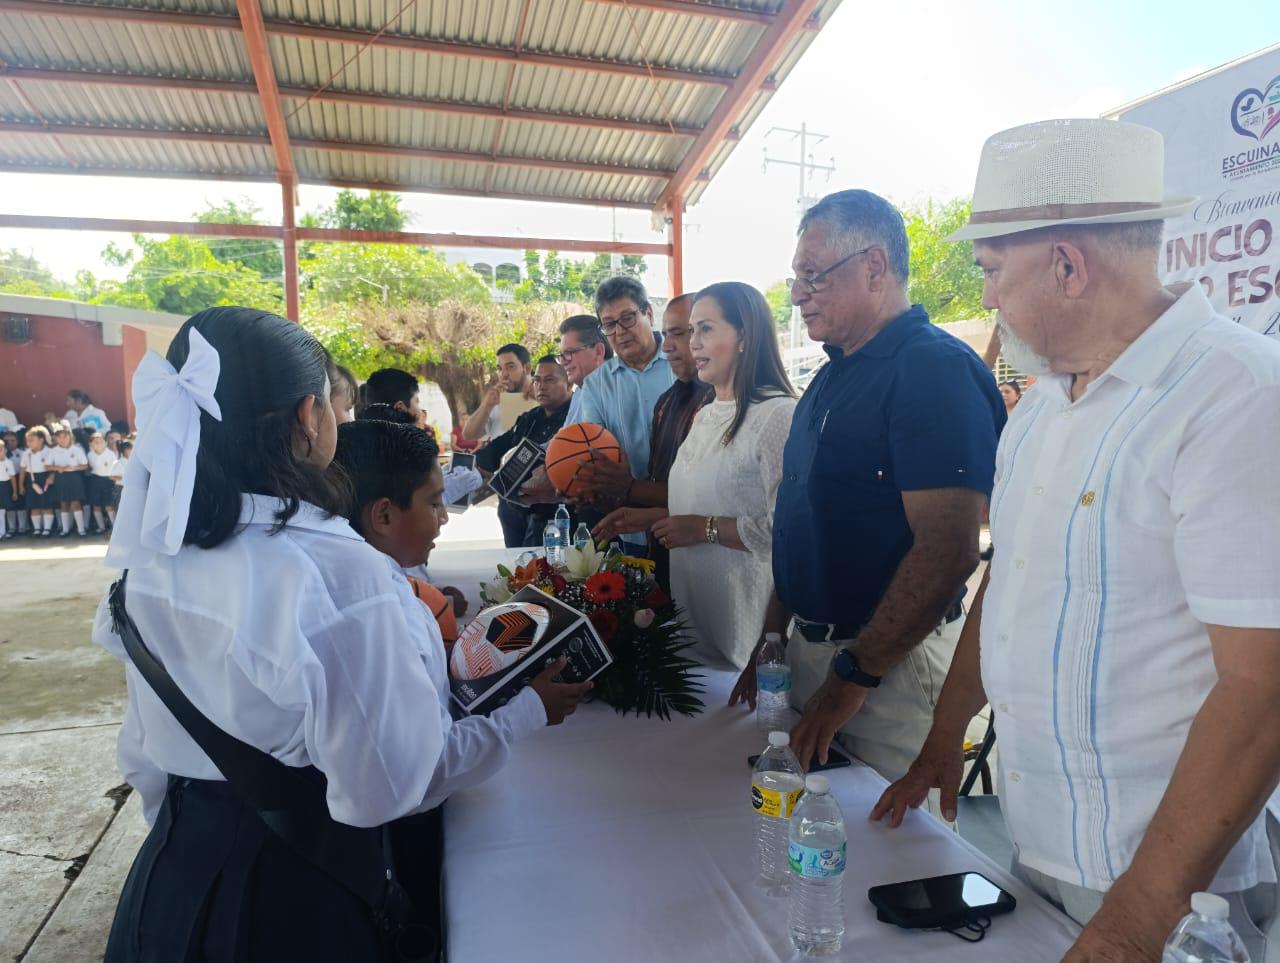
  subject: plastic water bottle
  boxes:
[751,731,805,894]
[542,520,562,565]
[573,522,593,552]
[1163,893,1250,962]
[756,633,791,737]
[788,774,846,956]
[555,504,571,557]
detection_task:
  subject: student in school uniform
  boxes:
[109,440,131,507]
[19,426,57,536]
[91,306,460,961]
[3,431,29,535]
[85,433,119,534]
[0,444,16,539]
[49,422,89,537]
[332,418,588,764]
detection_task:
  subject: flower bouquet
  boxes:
[480,542,705,719]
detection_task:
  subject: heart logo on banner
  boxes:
[1231,75,1280,141]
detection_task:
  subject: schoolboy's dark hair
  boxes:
[332,420,440,537]
[172,306,351,549]
[358,403,417,426]
[118,441,133,456]
[364,368,419,407]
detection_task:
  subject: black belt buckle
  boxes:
[795,619,862,644]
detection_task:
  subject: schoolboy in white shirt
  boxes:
[333,419,591,808]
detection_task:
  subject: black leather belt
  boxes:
[795,600,963,644]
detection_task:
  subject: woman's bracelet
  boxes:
[705,516,720,545]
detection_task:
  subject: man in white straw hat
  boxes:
[873,118,1280,961]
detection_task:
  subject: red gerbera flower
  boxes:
[644,587,671,609]
[584,571,627,604]
[589,608,619,642]
[549,572,568,594]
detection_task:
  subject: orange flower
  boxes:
[509,558,551,591]
[584,571,627,604]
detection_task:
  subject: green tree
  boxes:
[764,280,792,329]
[316,190,409,231]
[305,300,567,425]
[301,243,490,307]
[196,198,283,281]
[903,198,985,324]
[94,234,283,315]
[0,249,70,297]
[512,250,646,304]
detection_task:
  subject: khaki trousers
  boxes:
[788,616,962,821]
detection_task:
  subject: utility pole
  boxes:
[763,123,836,363]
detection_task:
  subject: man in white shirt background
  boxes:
[874,119,1280,962]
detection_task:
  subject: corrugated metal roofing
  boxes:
[0,0,843,211]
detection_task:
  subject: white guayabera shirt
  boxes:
[982,282,1280,893]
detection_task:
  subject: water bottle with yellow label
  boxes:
[752,731,805,894]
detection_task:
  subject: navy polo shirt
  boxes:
[772,305,1006,626]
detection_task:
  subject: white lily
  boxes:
[564,539,606,580]
[479,579,512,605]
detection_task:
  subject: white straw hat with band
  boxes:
[948,118,1197,242]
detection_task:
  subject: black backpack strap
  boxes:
[108,574,398,917]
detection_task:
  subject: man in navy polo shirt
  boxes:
[765,189,1005,797]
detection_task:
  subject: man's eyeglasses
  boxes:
[600,310,643,335]
[557,345,592,364]
[786,246,873,294]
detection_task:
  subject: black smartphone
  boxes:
[868,872,1016,930]
[747,743,853,772]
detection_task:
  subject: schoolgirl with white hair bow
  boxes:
[94,306,449,961]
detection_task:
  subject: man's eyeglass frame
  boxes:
[787,245,874,295]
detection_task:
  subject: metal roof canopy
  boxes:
[0,0,840,316]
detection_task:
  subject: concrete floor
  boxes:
[0,538,142,963]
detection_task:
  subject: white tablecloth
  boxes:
[444,669,1079,962]
[425,547,526,621]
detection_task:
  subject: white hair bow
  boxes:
[105,328,223,570]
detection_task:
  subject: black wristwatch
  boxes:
[832,648,882,688]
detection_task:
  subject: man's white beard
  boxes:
[996,312,1053,376]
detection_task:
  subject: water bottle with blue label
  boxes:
[788,774,846,956]
[543,520,562,565]
[756,633,791,736]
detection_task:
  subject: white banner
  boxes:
[1115,46,1280,339]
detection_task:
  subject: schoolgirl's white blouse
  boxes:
[93,494,447,828]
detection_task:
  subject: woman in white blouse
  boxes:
[609,283,797,669]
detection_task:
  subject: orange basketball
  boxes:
[545,423,623,497]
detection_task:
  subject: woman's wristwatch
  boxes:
[705,516,720,544]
